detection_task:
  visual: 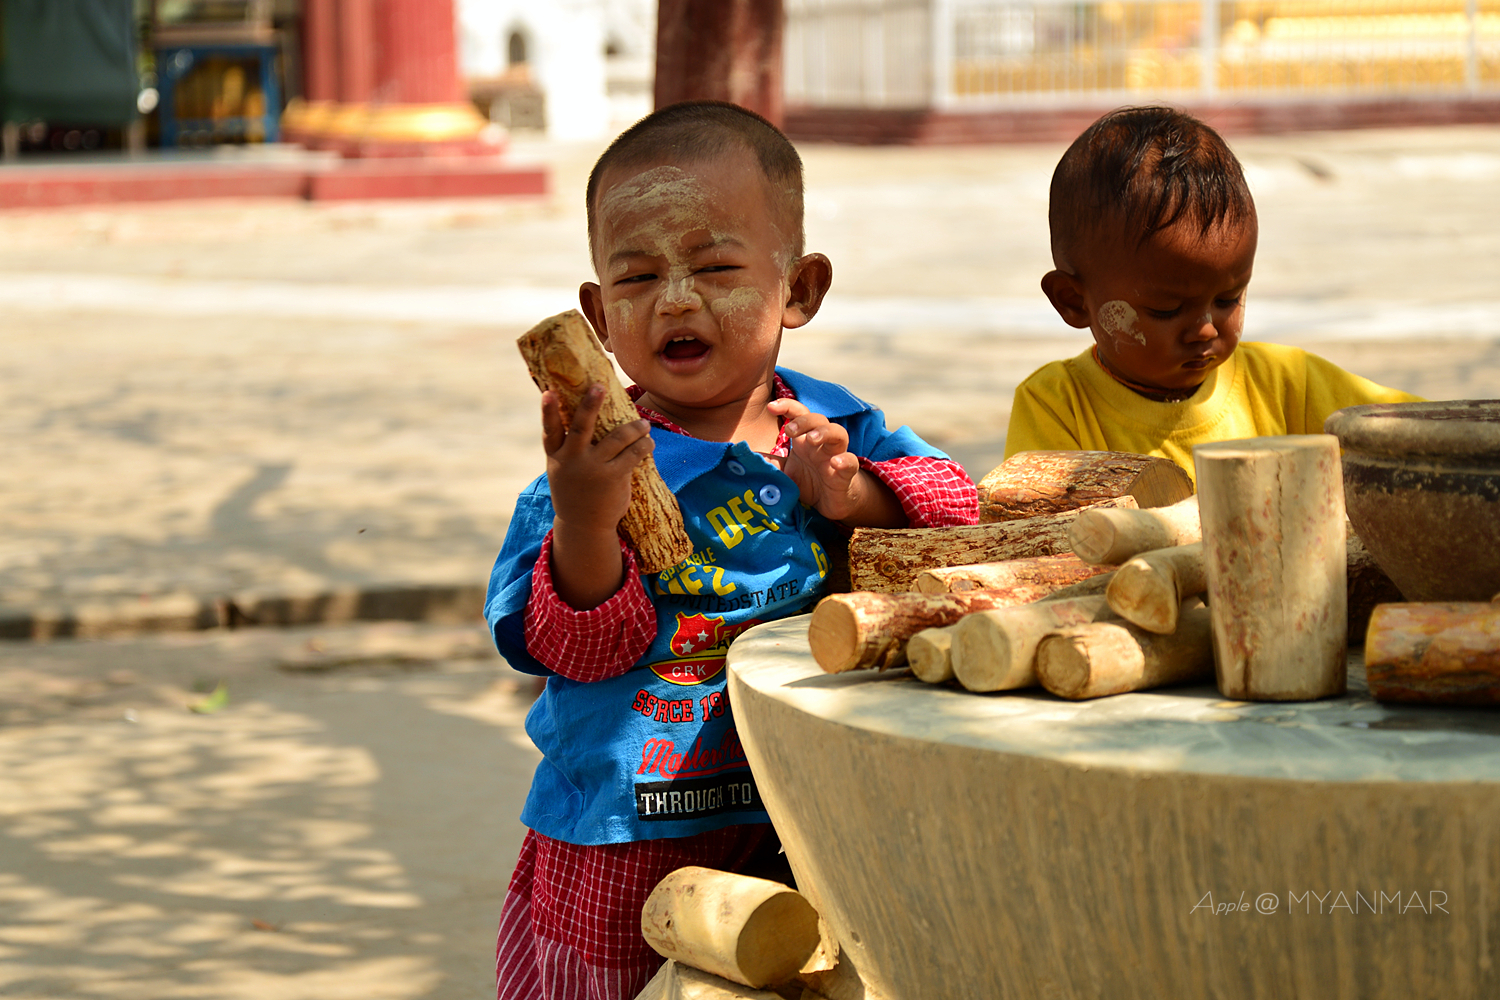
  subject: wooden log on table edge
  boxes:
[908,624,959,684]
[1037,602,1214,699]
[916,552,1113,594]
[1068,494,1201,565]
[1196,435,1346,702]
[1365,602,1500,705]
[978,450,1193,523]
[809,584,1062,673]
[950,594,1118,692]
[641,867,821,989]
[1105,542,1207,634]
[518,310,692,574]
[848,496,1138,594]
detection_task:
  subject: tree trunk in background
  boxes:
[655,0,784,126]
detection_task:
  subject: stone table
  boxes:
[727,617,1500,1000]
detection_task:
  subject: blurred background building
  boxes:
[0,0,1496,176]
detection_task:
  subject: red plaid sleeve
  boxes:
[860,455,979,527]
[523,531,658,682]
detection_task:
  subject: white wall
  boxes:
[458,0,656,140]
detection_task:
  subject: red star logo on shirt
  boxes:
[668,613,731,657]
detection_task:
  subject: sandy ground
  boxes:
[5,125,1500,998]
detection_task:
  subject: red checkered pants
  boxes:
[495,824,778,1000]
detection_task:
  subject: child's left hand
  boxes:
[766,398,904,527]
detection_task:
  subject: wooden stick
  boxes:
[517,310,692,574]
[908,624,958,684]
[1037,602,1214,700]
[641,867,821,989]
[950,595,1116,692]
[1105,543,1207,634]
[1364,603,1500,705]
[808,586,1055,673]
[915,553,1113,595]
[1196,435,1346,701]
[1067,495,1200,566]
[848,496,1138,594]
[978,450,1193,523]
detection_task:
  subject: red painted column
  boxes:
[372,0,464,103]
[337,0,377,103]
[655,0,784,127]
[302,0,340,103]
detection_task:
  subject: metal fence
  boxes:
[785,0,1500,106]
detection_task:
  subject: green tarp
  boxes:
[0,0,138,125]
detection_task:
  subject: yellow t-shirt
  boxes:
[1004,342,1424,482]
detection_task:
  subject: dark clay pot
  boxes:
[1324,400,1500,602]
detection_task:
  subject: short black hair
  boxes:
[1050,106,1255,271]
[585,100,805,264]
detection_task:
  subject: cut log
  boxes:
[1068,495,1201,566]
[978,450,1194,522]
[1037,602,1214,700]
[1364,603,1500,705]
[808,586,1056,673]
[1045,571,1117,601]
[915,553,1113,595]
[1105,543,1207,634]
[908,625,958,684]
[950,595,1116,692]
[518,310,692,574]
[640,867,821,990]
[848,496,1138,594]
[1196,435,1346,701]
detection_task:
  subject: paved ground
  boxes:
[5,125,1500,999]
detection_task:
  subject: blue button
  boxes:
[759,484,782,506]
[727,460,746,476]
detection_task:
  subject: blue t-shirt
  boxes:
[485,368,948,845]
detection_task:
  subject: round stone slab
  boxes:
[727,616,1500,1000]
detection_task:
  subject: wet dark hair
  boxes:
[1050,106,1255,270]
[585,100,805,264]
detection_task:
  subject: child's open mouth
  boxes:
[662,336,710,360]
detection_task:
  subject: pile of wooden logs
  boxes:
[809,447,1410,703]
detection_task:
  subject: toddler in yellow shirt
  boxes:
[1006,106,1421,480]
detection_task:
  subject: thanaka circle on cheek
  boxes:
[1099,299,1146,347]
[707,286,770,322]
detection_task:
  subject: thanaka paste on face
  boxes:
[708,285,772,322]
[1099,299,1147,346]
[597,162,792,340]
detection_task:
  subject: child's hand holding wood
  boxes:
[543,384,655,609]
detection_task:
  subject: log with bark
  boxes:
[808,586,1057,673]
[1037,602,1214,700]
[950,595,1117,692]
[1105,543,1207,634]
[915,553,1113,595]
[1068,495,1201,566]
[1364,603,1500,705]
[517,310,692,574]
[908,624,959,684]
[640,867,822,989]
[848,496,1138,594]
[978,450,1193,522]
[1196,435,1346,701]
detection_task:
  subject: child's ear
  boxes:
[781,253,834,330]
[578,282,613,351]
[1041,270,1093,330]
